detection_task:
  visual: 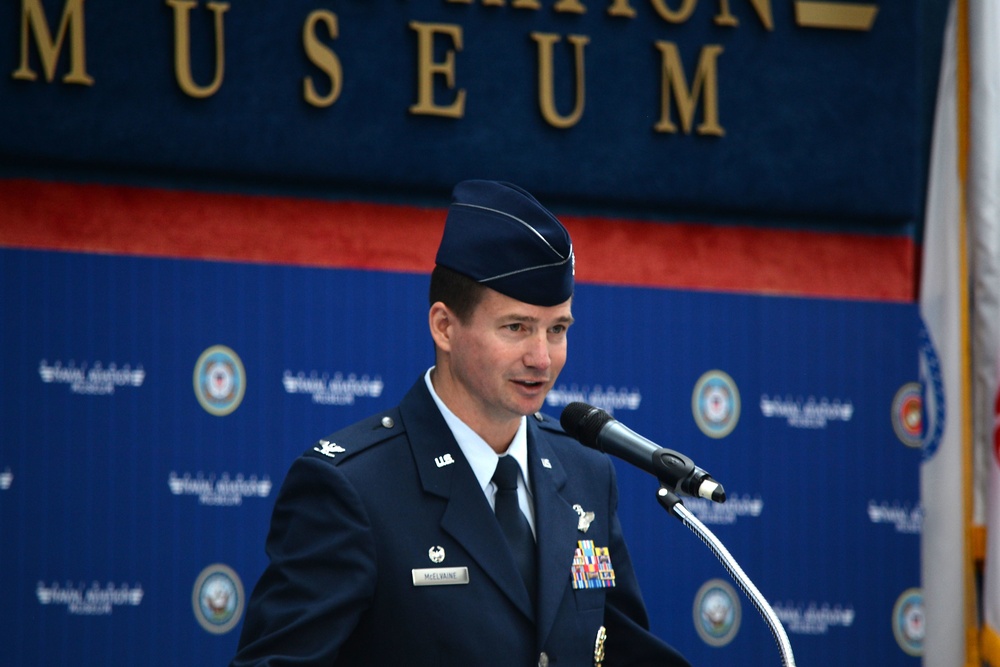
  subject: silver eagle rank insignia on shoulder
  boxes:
[314,439,346,458]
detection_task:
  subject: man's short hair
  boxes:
[429,265,488,323]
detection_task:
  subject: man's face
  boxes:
[442,289,574,428]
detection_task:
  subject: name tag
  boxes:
[412,567,470,586]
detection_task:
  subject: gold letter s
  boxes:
[302,10,343,108]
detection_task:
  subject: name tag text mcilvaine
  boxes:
[411,567,470,586]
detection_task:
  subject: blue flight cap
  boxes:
[435,180,575,307]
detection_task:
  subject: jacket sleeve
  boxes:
[230,455,376,667]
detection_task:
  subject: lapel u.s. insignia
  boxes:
[573,504,595,532]
[571,540,616,589]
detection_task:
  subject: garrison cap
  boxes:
[435,180,575,307]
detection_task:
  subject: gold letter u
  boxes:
[166,0,229,98]
[532,32,589,129]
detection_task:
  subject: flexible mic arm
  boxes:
[658,488,797,667]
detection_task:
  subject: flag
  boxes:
[984,363,1000,665]
[972,0,1000,663]
[919,2,975,665]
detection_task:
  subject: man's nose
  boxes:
[523,334,552,369]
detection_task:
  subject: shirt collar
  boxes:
[424,367,531,494]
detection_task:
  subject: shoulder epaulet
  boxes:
[533,411,569,436]
[305,408,403,465]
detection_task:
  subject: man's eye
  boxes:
[505,323,523,332]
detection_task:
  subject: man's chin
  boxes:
[513,396,548,417]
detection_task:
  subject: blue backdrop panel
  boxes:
[564,290,922,665]
[0,248,919,665]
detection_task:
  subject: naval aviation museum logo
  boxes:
[867,500,923,534]
[546,384,642,416]
[169,471,272,506]
[759,394,853,429]
[692,371,740,438]
[891,382,923,448]
[892,588,924,656]
[193,563,244,635]
[683,494,763,526]
[36,581,144,616]
[38,359,145,395]
[282,370,384,405]
[772,601,855,635]
[194,345,246,416]
[693,578,741,647]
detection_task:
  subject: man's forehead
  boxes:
[477,289,573,320]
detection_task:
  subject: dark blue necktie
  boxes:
[493,455,537,604]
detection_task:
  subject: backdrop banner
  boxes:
[0,247,921,666]
[2,1,943,226]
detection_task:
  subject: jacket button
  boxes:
[538,652,549,667]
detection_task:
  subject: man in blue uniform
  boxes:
[231,180,691,667]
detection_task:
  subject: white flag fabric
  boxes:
[972,0,1000,662]
[984,360,1000,665]
[920,2,970,666]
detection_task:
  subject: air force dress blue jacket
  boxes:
[231,378,691,667]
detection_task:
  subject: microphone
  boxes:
[560,402,726,503]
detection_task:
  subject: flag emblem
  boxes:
[891,382,923,448]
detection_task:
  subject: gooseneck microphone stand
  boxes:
[557,401,796,664]
[657,485,797,667]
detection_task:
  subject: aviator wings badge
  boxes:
[573,504,595,532]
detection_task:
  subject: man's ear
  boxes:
[428,301,454,353]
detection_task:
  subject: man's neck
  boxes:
[429,367,521,453]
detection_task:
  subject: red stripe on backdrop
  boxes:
[0,178,915,302]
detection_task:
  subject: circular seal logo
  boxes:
[892,588,924,656]
[693,578,741,647]
[692,370,740,439]
[193,563,245,635]
[194,345,246,416]
[891,382,923,448]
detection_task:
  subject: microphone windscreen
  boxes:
[559,402,613,449]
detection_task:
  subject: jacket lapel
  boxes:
[398,380,535,620]
[528,422,582,648]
